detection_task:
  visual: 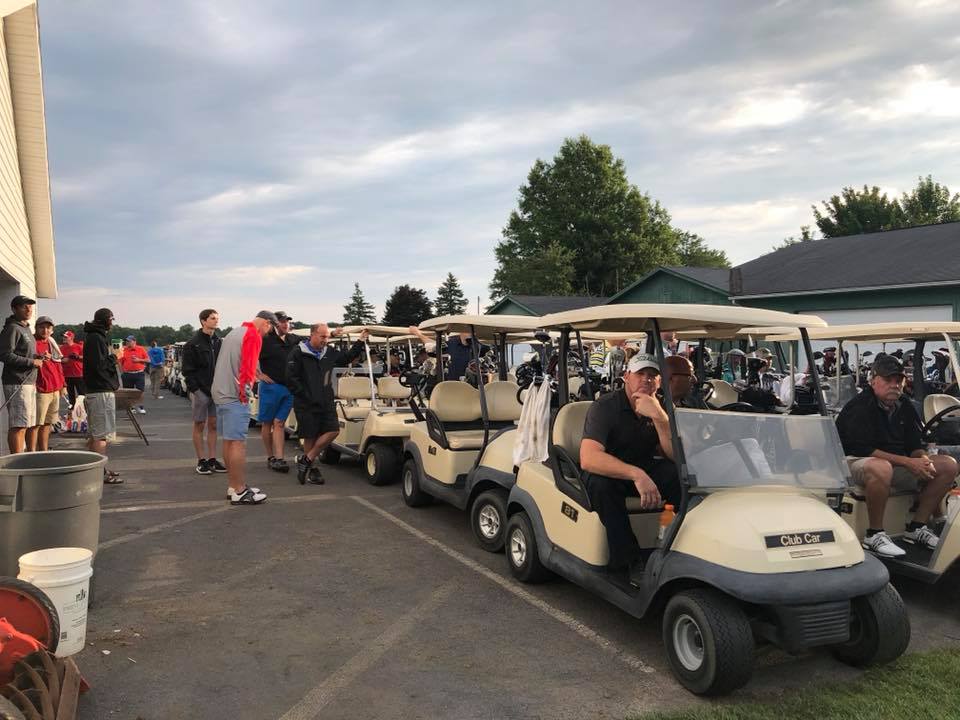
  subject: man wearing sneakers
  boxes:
[182,309,226,475]
[837,353,957,558]
[82,308,122,483]
[286,323,368,484]
[256,311,299,473]
[212,311,276,505]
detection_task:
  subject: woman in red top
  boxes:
[28,316,66,451]
[60,329,84,405]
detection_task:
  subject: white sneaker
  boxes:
[138,407,147,414]
[230,486,267,505]
[862,531,906,557]
[226,486,261,499]
[903,525,939,549]
[157,395,164,400]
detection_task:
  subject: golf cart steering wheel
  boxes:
[696,380,715,403]
[718,401,760,413]
[398,371,416,388]
[922,403,960,441]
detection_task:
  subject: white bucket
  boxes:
[18,547,93,657]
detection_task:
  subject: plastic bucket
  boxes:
[18,547,93,657]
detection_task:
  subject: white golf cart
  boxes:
[504,304,910,695]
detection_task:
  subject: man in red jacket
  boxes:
[61,330,84,405]
[28,316,66,451]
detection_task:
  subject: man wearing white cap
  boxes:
[580,352,681,587]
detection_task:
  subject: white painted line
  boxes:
[277,580,457,720]
[351,496,655,674]
[102,494,344,514]
[98,506,231,550]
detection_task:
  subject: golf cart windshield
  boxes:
[674,409,851,491]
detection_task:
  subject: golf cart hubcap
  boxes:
[673,614,705,671]
[403,469,413,496]
[367,453,376,476]
[478,505,501,538]
[509,528,527,566]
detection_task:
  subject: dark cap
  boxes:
[11,295,35,308]
[872,353,905,378]
[823,346,837,353]
[255,310,279,326]
[274,311,292,322]
[35,315,54,327]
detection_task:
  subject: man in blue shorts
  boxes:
[256,311,299,473]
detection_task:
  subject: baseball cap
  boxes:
[256,310,279,326]
[872,353,905,378]
[626,353,660,374]
[35,315,54,327]
[63,330,74,338]
[275,311,293,322]
[125,335,136,342]
[11,295,35,307]
[756,347,773,358]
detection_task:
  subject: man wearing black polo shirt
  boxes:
[580,353,681,586]
[256,311,299,472]
[836,353,956,558]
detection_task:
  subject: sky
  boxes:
[37,0,960,328]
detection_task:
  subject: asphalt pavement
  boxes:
[50,391,960,719]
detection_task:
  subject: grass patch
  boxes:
[641,647,960,720]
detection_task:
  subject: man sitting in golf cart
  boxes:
[836,353,957,558]
[580,353,681,586]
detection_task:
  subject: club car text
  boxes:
[764,531,835,549]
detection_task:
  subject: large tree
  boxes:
[491,135,689,299]
[434,272,469,316]
[382,284,433,326]
[672,231,730,268]
[812,185,903,238]
[342,282,377,325]
[900,175,960,227]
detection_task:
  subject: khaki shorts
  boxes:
[3,384,36,428]
[36,391,61,425]
[846,456,919,492]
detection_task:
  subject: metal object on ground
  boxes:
[1,650,86,720]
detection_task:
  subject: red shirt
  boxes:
[61,340,84,378]
[36,340,66,393]
[119,345,149,373]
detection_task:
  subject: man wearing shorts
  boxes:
[211,311,276,505]
[28,315,66,451]
[182,309,225,475]
[119,336,149,413]
[61,330,85,406]
[837,353,957,557]
[256,311,299,473]
[83,308,122,483]
[286,324,368,484]
[0,295,41,453]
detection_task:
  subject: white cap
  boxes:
[626,353,660,374]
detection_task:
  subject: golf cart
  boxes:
[767,322,960,583]
[400,314,544,550]
[503,304,910,695]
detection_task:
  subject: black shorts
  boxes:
[295,404,339,439]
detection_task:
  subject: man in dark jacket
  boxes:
[286,323,367,484]
[83,308,122,482]
[256,311,299,473]
[181,308,225,475]
[0,295,42,453]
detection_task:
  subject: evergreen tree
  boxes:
[382,285,433,326]
[434,272,469,316]
[342,282,377,324]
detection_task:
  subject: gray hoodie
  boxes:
[0,315,37,385]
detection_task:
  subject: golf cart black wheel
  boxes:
[0,696,26,720]
[400,458,432,507]
[505,512,551,583]
[831,583,910,667]
[320,447,341,465]
[0,577,60,653]
[470,489,509,553]
[662,588,754,696]
[366,442,400,486]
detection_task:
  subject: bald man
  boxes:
[286,324,369,485]
[664,354,696,407]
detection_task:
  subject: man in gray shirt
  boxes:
[0,295,42,453]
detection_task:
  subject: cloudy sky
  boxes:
[38,0,960,328]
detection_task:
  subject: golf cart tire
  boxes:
[662,588,754,696]
[320,447,341,465]
[0,576,60,654]
[366,442,399,486]
[505,511,551,583]
[470,489,509,553]
[830,583,910,668]
[401,458,432,507]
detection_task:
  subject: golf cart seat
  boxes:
[485,381,522,428]
[425,381,485,450]
[923,393,960,424]
[377,376,411,405]
[706,379,738,408]
[337,376,372,420]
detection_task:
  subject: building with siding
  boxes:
[486,294,606,316]
[606,266,729,306]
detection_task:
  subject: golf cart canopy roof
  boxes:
[677,326,809,341]
[766,322,960,343]
[419,314,543,339]
[338,325,420,343]
[539,304,828,334]
[507,330,645,344]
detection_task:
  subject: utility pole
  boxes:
[477,296,480,314]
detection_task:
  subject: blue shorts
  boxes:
[216,400,250,441]
[257,382,294,423]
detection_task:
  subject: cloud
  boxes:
[855,65,960,122]
[713,88,814,130]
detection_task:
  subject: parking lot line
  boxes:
[276,579,458,720]
[351,496,656,674]
[98,506,232,550]
[102,494,344,514]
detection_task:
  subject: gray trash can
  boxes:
[0,450,105,577]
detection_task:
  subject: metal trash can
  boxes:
[0,451,105,577]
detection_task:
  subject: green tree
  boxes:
[900,175,960,226]
[342,282,377,325]
[382,285,433,326]
[433,272,469,316]
[812,185,903,238]
[672,231,730,268]
[490,135,710,300]
[771,225,815,252]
